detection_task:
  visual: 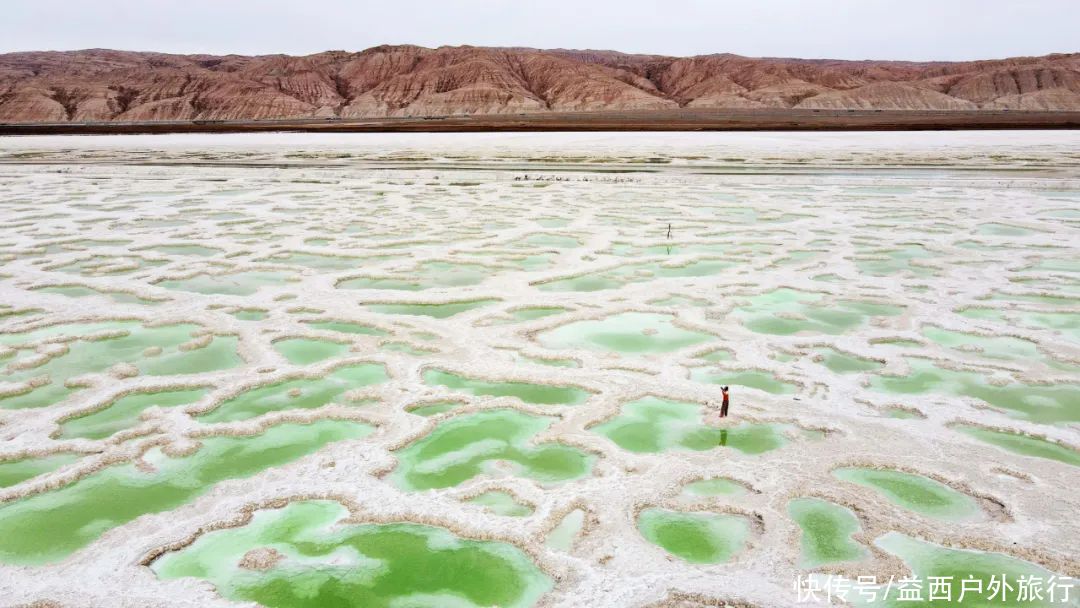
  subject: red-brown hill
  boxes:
[1,46,1077,121]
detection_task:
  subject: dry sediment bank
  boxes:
[2,109,1080,136]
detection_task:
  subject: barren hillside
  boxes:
[1,46,1078,122]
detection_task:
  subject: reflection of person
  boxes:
[719,429,728,446]
[720,386,730,418]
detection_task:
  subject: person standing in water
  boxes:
[720,386,730,418]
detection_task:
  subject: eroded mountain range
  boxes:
[1,45,1078,122]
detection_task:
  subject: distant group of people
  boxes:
[512,174,637,183]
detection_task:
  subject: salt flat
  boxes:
[0,132,1077,607]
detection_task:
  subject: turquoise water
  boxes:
[152,500,552,608]
[0,420,372,565]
